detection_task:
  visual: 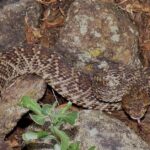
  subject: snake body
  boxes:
[0,44,149,113]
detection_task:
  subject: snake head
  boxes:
[122,88,150,123]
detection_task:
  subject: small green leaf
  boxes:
[63,111,78,125]
[22,131,48,142]
[58,111,78,125]
[19,96,42,115]
[30,114,45,125]
[51,126,70,150]
[68,141,80,150]
[43,135,57,141]
[88,146,96,150]
[41,104,53,115]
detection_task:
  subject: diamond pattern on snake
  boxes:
[0,44,150,123]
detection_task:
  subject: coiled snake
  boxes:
[0,44,150,123]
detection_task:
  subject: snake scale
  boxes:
[0,44,150,121]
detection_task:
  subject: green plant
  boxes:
[19,96,96,150]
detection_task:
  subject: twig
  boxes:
[52,88,59,105]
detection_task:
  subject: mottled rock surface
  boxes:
[74,110,150,150]
[0,74,46,138]
[0,0,42,50]
[24,110,150,150]
[0,0,19,8]
[55,0,141,74]
[0,139,13,150]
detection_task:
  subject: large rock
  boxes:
[0,0,42,50]
[0,74,46,138]
[74,110,150,150]
[25,110,150,150]
[55,0,141,74]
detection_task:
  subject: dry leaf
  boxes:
[6,139,19,148]
[36,0,57,5]
[126,3,150,14]
[42,15,65,28]
[25,16,42,44]
[141,41,150,50]
[40,35,50,48]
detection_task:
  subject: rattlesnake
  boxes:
[0,44,150,121]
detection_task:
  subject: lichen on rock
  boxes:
[55,0,141,74]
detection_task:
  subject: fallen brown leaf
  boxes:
[141,41,150,51]
[36,0,57,5]
[6,139,19,148]
[126,2,150,14]
[41,15,65,28]
[25,16,42,44]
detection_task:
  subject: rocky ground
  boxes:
[0,0,150,150]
